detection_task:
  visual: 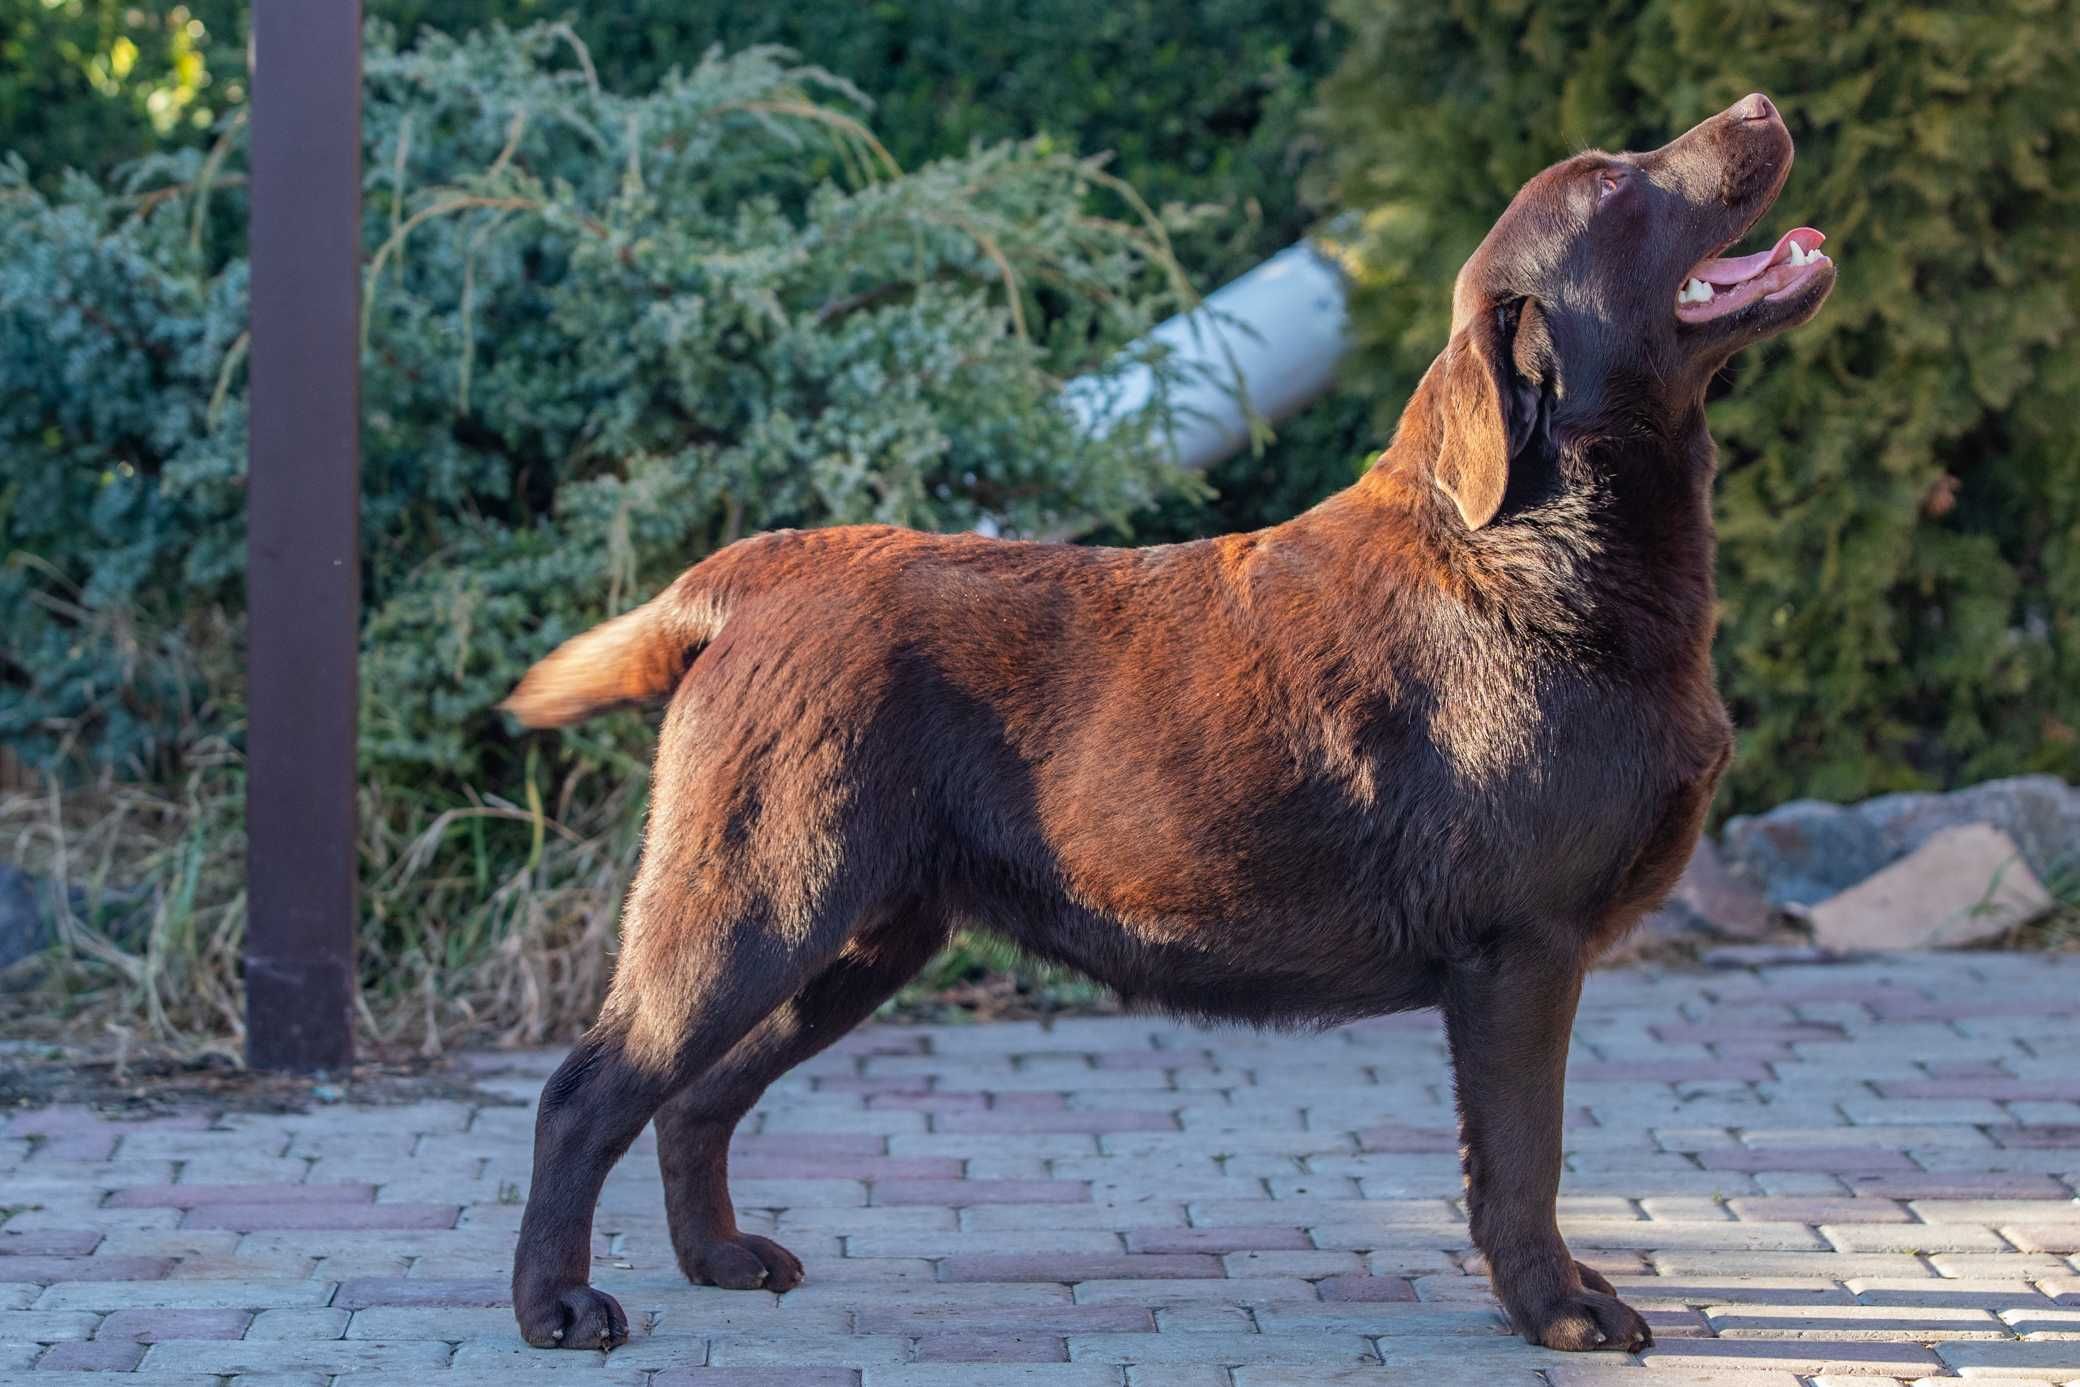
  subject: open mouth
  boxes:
[1674,226,1833,324]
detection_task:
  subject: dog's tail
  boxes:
[501,573,728,729]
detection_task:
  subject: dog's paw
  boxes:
[1515,1286,1652,1352]
[684,1233,805,1292]
[515,1282,628,1350]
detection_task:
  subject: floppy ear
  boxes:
[1433,300,1544,530]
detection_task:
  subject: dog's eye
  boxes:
[1597,169,1624,201]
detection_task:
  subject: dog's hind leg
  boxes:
[1442,940,1652,1353]
[510,888,868,1349]
[654,903,950,1291]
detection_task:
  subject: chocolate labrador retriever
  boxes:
[503,92,1833,1353]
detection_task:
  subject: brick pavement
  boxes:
[3,951,2079,1385]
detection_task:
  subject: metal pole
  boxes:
[245,0,363,1072]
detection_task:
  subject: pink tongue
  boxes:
[1692,227,1825,286]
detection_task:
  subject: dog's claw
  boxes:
[682,1232,805,1292]
[1575,1260,1619,1296]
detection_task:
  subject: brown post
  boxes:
[244,1,363,1072]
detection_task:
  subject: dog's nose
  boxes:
[1728,92,1777,124]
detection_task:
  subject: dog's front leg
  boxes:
[1441,942,1651,1352]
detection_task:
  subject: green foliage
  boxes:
[2,23,1203,780]
[0,0,237,181]
[3,1,1360,554]
[1318,0,2080,812]
[6,1,1339,285]
[0,23,1215,1046]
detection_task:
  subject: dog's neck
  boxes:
[1324,389,1723,665]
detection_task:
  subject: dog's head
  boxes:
[1426,93,1834,529]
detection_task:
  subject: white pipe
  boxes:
[1063,237,1352,471]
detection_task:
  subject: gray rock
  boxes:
[0,863,59,971]
[1720,799,1890,907]
[1664,835,1774,939]
[0,863,148,978]
[1853,774,2080,881]
[1604,837,1780,963]
[1721,774,2080,910]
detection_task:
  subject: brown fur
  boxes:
[507,94,1833,1353]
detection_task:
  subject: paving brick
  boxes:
[1121,1370,1229,1387]
[1648,1251,1935,1278]
[1558,1218,1829,1251]
[1994,1126,2080,1150]
[1543,1370,1802,1387]
[2004,1225,2080,1254]
[1071,1277,1319,1305]
[1218,1251,1362,1278]
[0,1310,101,1341]
[1639,1337,1944,1375]
[180,1204,458,1232]
[1704,1302,2008,1338]
[1727,1197,1912,1223]
[1067,1332,1375,1364]
[1123,1228,1309,1255]
[1238,1371,1541,1387]
[1824,1222,2015,1253]
[912,1332,1069,1362]
[871,1181,1089,1206]
[105,1184,376,1209]
[1850,1277,2058,1308]
[2001,1306,2080,1338]
[1698,1147,1919,1174]
[1932,1253,2077,1280]
[733,1156,960,1180]
[0,1231,101,1256]
[654,1373,859,1387]
[937,1255,1222,1283]
[35,1340,148,1371]
[7,1372,224,1387]
[1933,1338,2080,1377]
[859,1368,1124,1387]
[140,1339,454,1373]
[854,1305,1154,1336]
[246,1307,352,1339]
[0,1256,172,1282]
[34,1280,337,1311]
[938,1112,1177,1135]
[1314,1275,1417,1302]
[847,1231,1124,1259]
[94,1307,252,1341]
[963,1204,1188,1232]
[331,1277,507,1309]
[1850,1173,2075,1200]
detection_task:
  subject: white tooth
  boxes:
[1681,277,1714,303]
[1786,244,1805,265]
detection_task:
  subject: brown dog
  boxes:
[504,92,1833,1352]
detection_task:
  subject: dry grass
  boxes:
[12,751,2070,1060]
[0,742,645,1062]
[0,742,1089,1062]
[2005,855,2080,952]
